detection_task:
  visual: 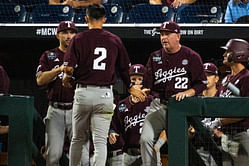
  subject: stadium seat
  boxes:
[112,0,148,12]
[104,3,124,23]
[125,4,174,23]
[73,8,87,24]
[0,2,27,23]
[74,4,124,24]
[28,4,74,23]
[175,5,223,23]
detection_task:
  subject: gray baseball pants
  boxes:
[45,105,91,166]
[140,98,166,166]
[69,85,114,166]
[222,131,249,166]
[45,106,72,166]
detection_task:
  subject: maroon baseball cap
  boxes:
[57,21,78,33]
[203,63,218,75]
[157,21,180,33]
[129,64,145,76]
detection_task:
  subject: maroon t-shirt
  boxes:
[111,95,153,150]
[0,65,9,94]
[64,29,131,87]
[36,47,74,102]
[144,46,207,100]
[218,68,249,130]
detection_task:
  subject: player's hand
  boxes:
[172,92,189,101]
[109,133,119,144]
[172,89,195,101]
[129,86,149,102]
[62,73,73,88]
[59,64,65,72]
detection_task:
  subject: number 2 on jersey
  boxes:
[93,47,107,70]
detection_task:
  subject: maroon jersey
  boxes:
[0,65,9,94]
[64,29,131,87]
[144,46,207,100]
[111,95,153,150]
[109,103,125,151]
[36,47,74,102]
[218,68,249,130]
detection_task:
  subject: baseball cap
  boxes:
[129,64,145,76]
[57,21,78,33]
[157,21,180,33]
[203,63,218,75]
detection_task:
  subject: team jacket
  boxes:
[144,46,207,100]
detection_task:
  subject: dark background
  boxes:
[0,37,235,96]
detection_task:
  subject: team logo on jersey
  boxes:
[48,52,56,60]
[124,112,147,131]
[118,104,126,112]
[182,59,188,65]
[154,67,187,84]
[152,54,162,62]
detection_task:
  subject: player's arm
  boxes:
[37,65,64,86]
[49,0,63,5]
[154,130,167,152]
[108,106,121,144]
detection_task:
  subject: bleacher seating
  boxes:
[0,2,27,23]
[125,4,174,23]
[74,3,124,24]
[28,4,74,23]
[112,0,148,12]
[175,5,223,23]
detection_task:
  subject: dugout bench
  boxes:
[168,97,249,166]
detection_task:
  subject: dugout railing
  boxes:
[168,97,249,166]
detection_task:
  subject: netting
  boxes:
[0,0,248,24]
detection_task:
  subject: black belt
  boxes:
[126,148,141,156]
[76,84,111,89]
[49,101,73,110]
[108,149,123,157]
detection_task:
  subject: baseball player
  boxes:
[0,65,9,94]
[193,62,220,166]
[109,64,153,166]
[140,21,207,166]
[217,38,249,166]
[62,4,146,166]
[36,21,90,166]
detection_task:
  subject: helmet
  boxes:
[129,64,145,76]
[221,38,249,63]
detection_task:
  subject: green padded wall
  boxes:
[0,95,34,166]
